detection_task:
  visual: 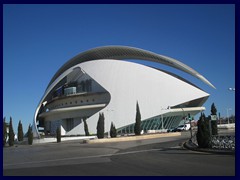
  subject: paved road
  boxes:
[3,131,235,176]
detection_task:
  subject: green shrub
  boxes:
[8,117,15,147]
[3,117,7,147]
[27,125,33,145]
[110,122,117,138]
[97,113,105,139]
[134,102,141,135]
[196,113,210,148]
[84,119,90,136]
[18,120,24,142]
[56,127,61,143]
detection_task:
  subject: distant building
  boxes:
[33,46,215,138]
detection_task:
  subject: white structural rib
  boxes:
[47,46,215,89]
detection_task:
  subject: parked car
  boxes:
[176,124,191,131]
[176,125,186,131]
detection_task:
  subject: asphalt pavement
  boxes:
[3,131,235,176]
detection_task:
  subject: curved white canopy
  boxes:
[47,46,215,89]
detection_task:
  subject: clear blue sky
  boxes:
[3,4,235,133]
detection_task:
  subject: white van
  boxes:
[176,124,191,131]
[184,123,191,130]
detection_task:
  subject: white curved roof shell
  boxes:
[47,46,215,89]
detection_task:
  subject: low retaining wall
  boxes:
[217,123,235,129]
[85,132,181,144]
[33,136,96,144]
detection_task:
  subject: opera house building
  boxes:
[33,46,215,138]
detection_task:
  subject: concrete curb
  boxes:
[183,141,235,155]
[85,132,181,144]
[33,136,96,144]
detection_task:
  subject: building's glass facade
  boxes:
[117,115,183,134]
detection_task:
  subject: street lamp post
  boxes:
[160,107,170,131]
[180,107,185,125]
[226,108,232,124]
[106,109,114,138]
[188,113,193,141]
[227,87,234,124]
[180,108,193,141]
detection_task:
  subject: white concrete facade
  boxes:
[77,60,209,135]
[33,46,214,138]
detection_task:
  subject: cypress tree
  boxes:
[3,117,7,147]
[211,103,218,135]
[17,120,24,141]
[27,124,33,145]
[83,119,90,136]
[196,113,210,148]
[211,103,217,115]
[110,122,117,138]
[97,113,104,139]
[134,101,141,135]
[56,127,61,143]
[8,117,15,146]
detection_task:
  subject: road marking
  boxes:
[4,148,164,167]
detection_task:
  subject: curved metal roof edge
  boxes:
[47,45,216,89]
